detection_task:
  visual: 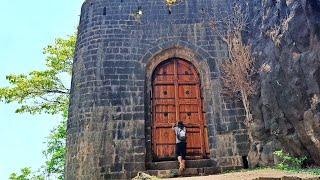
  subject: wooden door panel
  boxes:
[179,104,199,124]
[176,61,196,74]
[177,75,197,82]
[186,127,202,156]
[156,61,175,74]
[177,62,193,74]
[187,148,202,156]
[178,99,198,104]
[159,62,175,74]
[155,128,176,144]
[179,104,199,112]
[154,127,176,159]
[178,85,198,99]
[155,113,176,124]
[152,58,209,161]
[177,61,199,82]
[154,85,175,98]
[177,74,198,82]
[154,61,175,83]
[154,74,175,83]
[180,112,200,124]
[154,99,175,104]
[155,104,176,113]
[155,145,176,159]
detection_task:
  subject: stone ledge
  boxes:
[146,159,217,170]
[146,167,220,178]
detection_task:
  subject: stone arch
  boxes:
[141,40,218,75]
[143,44,215,89]
[143,46,217,162]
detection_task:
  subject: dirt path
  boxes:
[166,169,320,180]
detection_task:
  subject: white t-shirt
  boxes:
[174,126,186,143]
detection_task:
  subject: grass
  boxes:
[287,167,320,176]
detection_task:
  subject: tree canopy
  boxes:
[9,167,44,180]
[3,34,76,180]
[0,35,75,115]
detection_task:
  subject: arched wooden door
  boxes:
[152,58,209,161]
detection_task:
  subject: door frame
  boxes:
[151,58,208,160]
[144,47,215,163]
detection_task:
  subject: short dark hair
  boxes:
[178,121,184,128]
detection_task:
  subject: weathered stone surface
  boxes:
[146,166,220,178]
[147,159,217,170]
[66,0,249,179]
[246,0,320,166]
[66,0,320,179]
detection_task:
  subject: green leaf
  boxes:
[0,34,75,116]
[9,167,44,180]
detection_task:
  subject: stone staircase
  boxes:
[146,159,219,178]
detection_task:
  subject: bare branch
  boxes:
[44,89,70,95]
[210,2,256,127]
[39,96,65,104]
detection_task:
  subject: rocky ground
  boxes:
[166,169,320,180]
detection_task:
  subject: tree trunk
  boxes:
[241,89,253,143]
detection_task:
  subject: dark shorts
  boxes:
[176,142,187,159]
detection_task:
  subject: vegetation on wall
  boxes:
[273,150,320,175]
[211,3,256,126]
[273,150,307,170]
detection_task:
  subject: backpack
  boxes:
[177,128,186,141]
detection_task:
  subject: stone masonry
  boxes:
[66,0,249,179]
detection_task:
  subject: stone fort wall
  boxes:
[66,0,249,179]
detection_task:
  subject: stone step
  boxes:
[146,167,220,178]
[146,159,217,170]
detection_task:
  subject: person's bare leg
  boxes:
[178,156,183,172]
[178,156,182,164]
[181,159,186,170]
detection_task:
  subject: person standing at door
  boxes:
[172,121,187,172]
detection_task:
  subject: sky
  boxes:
[0,0,83,179]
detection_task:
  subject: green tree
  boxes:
[0,35,75,115]
[43,119,67,179]
[9,167,44,180]
[2,34,76,179]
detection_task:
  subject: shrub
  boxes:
[273,150,307,170]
